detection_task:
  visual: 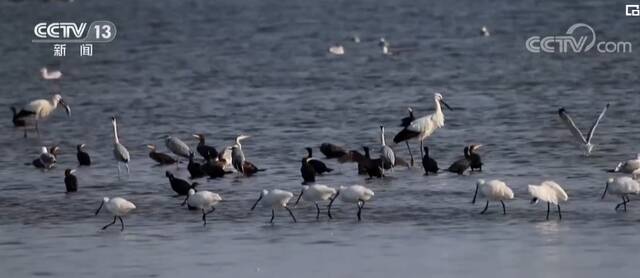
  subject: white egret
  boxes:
[471,179,514,214]
[111,116,130,176]
[328,185,375,221]
[181,189,222,226]
[601,177,640,211]
[294,184,337,219]
[528,181,568,220]
[95,197,136,231]
[558,103,609,155]
[250,189,296,223]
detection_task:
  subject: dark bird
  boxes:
[76,144,91,166]
[11,106,26,127]
[319,143,348,159]
[193,133,218,160]
[31,145,59,169]
[241,160,266,177]
[187,152,206,179]
[422,146,439,175]
[165,171,197,195]
[301,149,317,184]
[469,144,483,171]
[146,144,177,165]
[64,168,78,192]
[394,107,418,166]
[201,157,232,178]
[362,146,383,178]
[305,147,333,175]
[448,146,471,175]
[337,150,367,174]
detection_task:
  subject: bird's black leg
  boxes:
[405,141,414,167]
[546,202,550,220]
[270,209,275,223]
[201,209,208,226]
[23,126,28,138]
[624,195,628,212]
[102,216,116,230]
[118,216,125,231]
[35,120,40,137]
[557,204,562,220]
[357,200,365,221]
[419,141,424,159]
[315,203,320,220]
[500,200,506,215]
[480,200,489,214]
[285,206,297,223]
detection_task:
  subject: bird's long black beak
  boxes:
[530,198,538,204]
[472,184,479,204]
[327,191,340,219]
[95,201,104,215]
[601,183,609,199]
[250,193,263,211]
[440,100,453,111]
[60,100,71,117]
[294,189,304,207]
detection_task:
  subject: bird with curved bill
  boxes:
[13,94,70,138]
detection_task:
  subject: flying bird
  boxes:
[558,103,609,155]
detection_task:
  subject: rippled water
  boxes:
[1,0,640,277]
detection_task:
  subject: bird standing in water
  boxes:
[76,144,91,166]
[448,146,471,175]
[422,146,439,175]
[64,169,78,192]
[469,144,483,171]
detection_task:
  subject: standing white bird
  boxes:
[471,179,514,215]
[528,181,568,220]
[393,93,453,159]
[611,154,640,174]
[250,189,296,223]
[558,103,609,155]
[601,177,640,211]
[328,185,375,221]
[14,94,70,138]
[181,189,222,225]
[95,197,136,231]
[111,116,130,176]
[379,125,395,170]
[40,67,62,80]
[165,136,192,160]
[231,135,250,173]
[293,184,337,219]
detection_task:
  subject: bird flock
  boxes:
[9,76,637,231]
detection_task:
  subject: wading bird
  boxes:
[471,179,514,214]
[558,103,609,155]
[10,107,26,127]
[300,149,317,184]
[181,189,222,226]
[64,168,77,192]
[231,135,250,173]
[448,146,471,175]
[14,94,70,138]
[147,144,177,165]
[528,181,568,220]
[610,154,640,174]
[328,185,374,221]
[41,67,62,80]
[397,107,415,165]
[165,136,192,161]
[394,93,452,161]
[165,171,197,196]
[469,144,483,171]
[320,143,348,159]
[95,197,136,231]
[111,116,130,176]
[601,177,640,211]
[422,146,439,175]
[329,45,345,55]
[305,147,333,175]
[187,153,205,179]
[379,125,395,170]
[76,144,91,166]
[362,146,383,178]
[193,134,218,160]
[294,184,337,219]
[250,189,297,223]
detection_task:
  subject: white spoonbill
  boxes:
[250,189,296,223]
[41,67,62,80]
[181,189,222,225]
[14,94,70,137]
[528,181,568,220]
[293,184,337,219]
[393,93,453,159]
[328,185,374,221]
[611,154,640,174]
[558,103,609,155]
[601,177,640,211]
[379,125,395,170]
[95,197,136,231]
[471,179,514,215]
[111,116,130,176]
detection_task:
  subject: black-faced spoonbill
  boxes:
[181,189,222,226]
[111,116,130,176]
[76,144,91,166]
[250,189,297,223]
[601,177,640,211]
[528,181,568,220]
[14,94,70,137]
[64,169,77,193]
[294,184,337,219]
[328,185,374,221]
[422,146,439,175]
[472,179,514,214]
[558,103,609,155]
[95,197,136,231]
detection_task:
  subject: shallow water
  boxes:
[1,0,640,277]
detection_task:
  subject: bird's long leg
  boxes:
[480,200,489,214]
[546,202,550,220]
[501,200,506,215]
[125,163,130,175]
[405,141,414,167]
[202,209,207,226]
[285,206,297,223]
[557,204,562,220]
[315,203,320,220]
[623,195,628,212]
[357,200,366,221]
[118,216,125,231]
[23,125,28,138]
[102,216,117,230]
[419,140,424,159]
[270,209,275,223]
[35,120,40,137]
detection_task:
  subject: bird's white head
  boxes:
[407,107,413,113]
[103,197,110,203]
[40,146,48,154]
[261,189,269,196]
[476,179,486,186]
[146,144,156,150]
[236,135,250,144]
[607,177,614,184]
[434,93,444,101]
[188,189,196,196]
[302,185,310,191]
[339,185,347,191]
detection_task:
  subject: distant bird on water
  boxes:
[165,136,192,161]
[320,143,348,159]
[76,144,91,166]
[394,93,453,162]
[147,144,177,165]
[448,146,471,175]
[558,103,609,155]
[250,189,297,223]
[95,197,136,231]
[472,179,514,214]
[64,169,77,192]
[13,94,70,138]
[422,146,439,175]
[480,26,490,37]
[41,67,62,80]
[193,133,218,160]
[111,116,130,176]
[329,45,345,55]
[181,189,222,226]
[601,177,640,211]
[528,181,568,220]
[328,185,374,221]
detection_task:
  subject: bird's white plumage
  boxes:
[379,126,395,168]
[41,67,62,80]
[165,136,192,158]
[407,93,448,141]
[614,154,640,174]
[111,117,130,163]
[20,94,69,119]
[299,184,337,203]
[337,185,375,203]
[103,197,136,216]
[604,177,640,196]
[329,45,345,55]
[259,189,294,209]
[558,103,609,154]
[186,189,222,209]
[476,179,514,201]
[528,181,568,205]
